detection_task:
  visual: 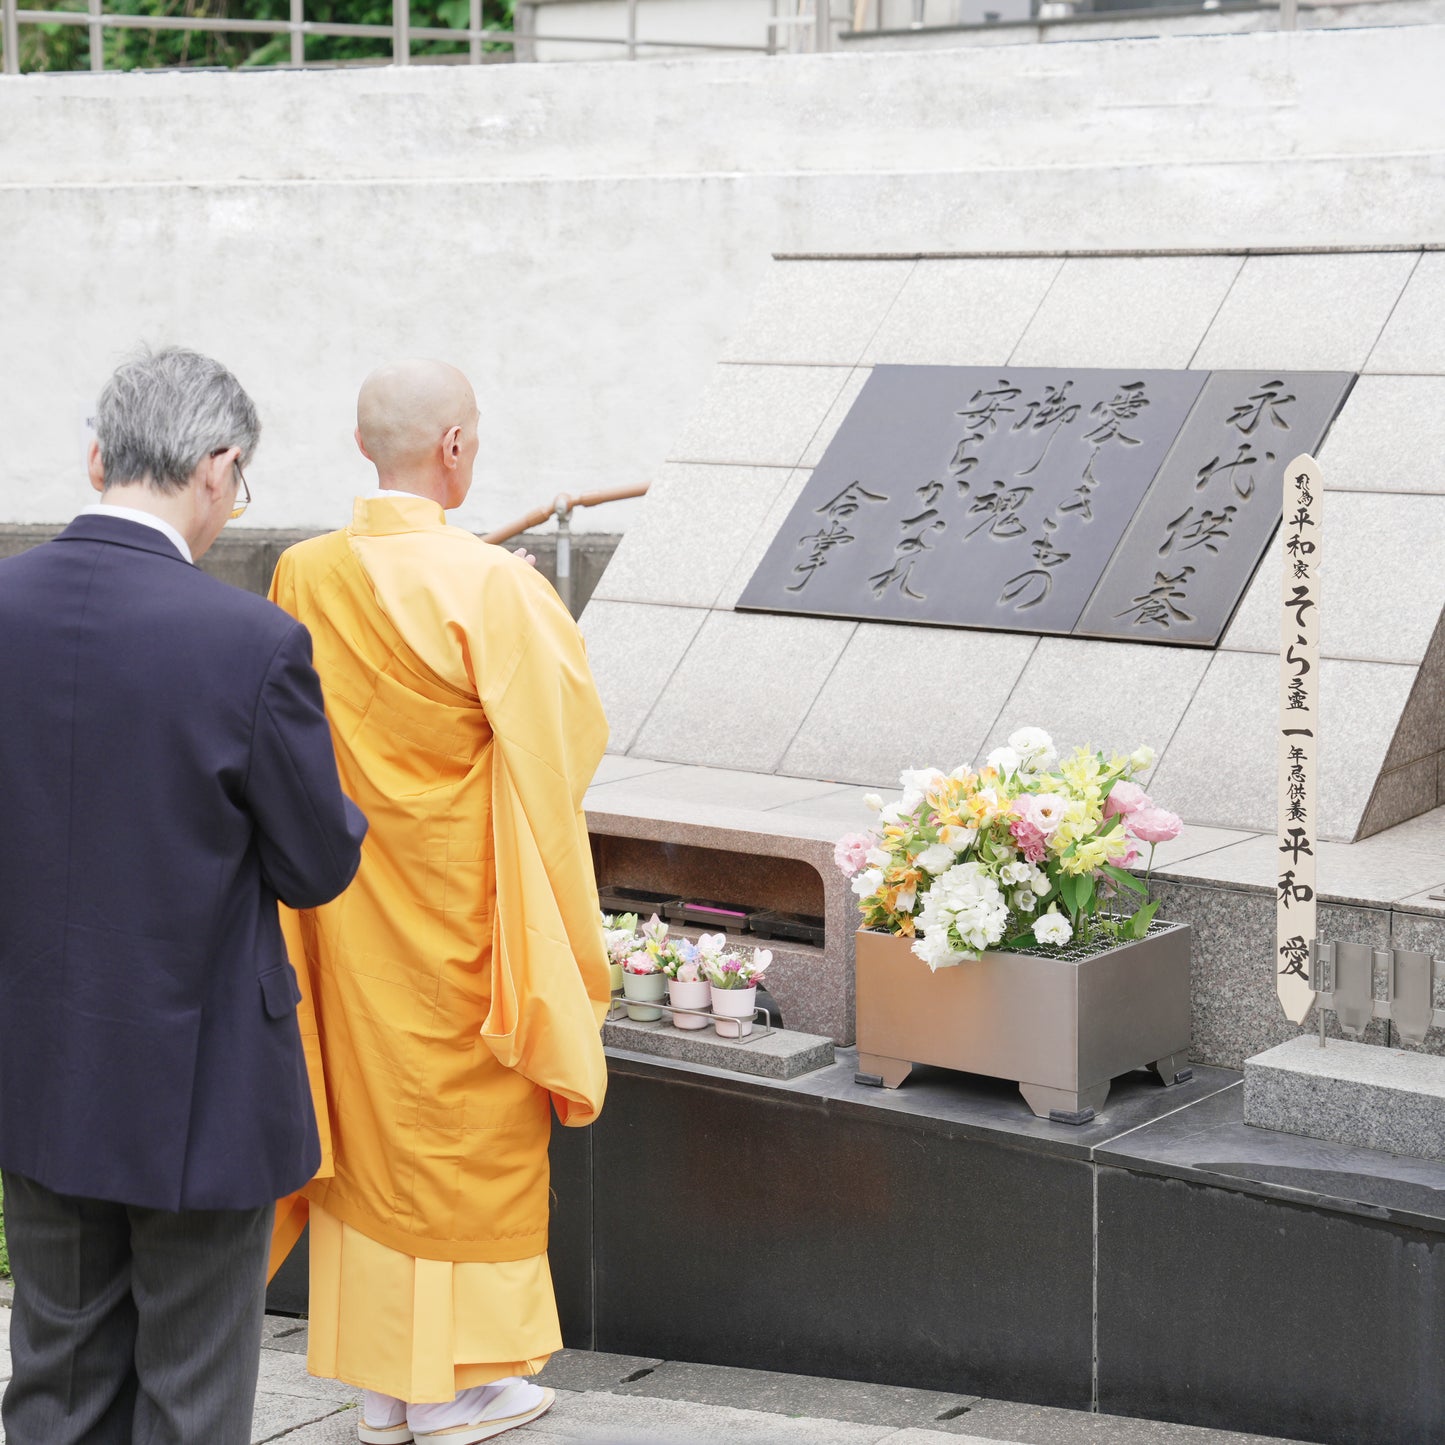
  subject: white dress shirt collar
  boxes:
[364,487,431,502]
[79,504,193,564]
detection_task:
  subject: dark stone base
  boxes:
[548,1048,1445,1445]
[263,1037,1445,1443]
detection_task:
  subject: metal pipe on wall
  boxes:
[88,0,103,69]
[393,0,409,64]
[2,0,19,74]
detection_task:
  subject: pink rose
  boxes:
[1129,807,1183,844]
[1104,781,1151,819]
[1009,818,1048,864]
[1108,841,1141,869]
[833,832,874,878]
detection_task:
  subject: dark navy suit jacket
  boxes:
[0,515,367,1211]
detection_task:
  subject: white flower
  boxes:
[865,847,891,868]
[894,886,917,914]
[911,861,1011,970]
[1129,745,1156,772]
[985,745,1022,775]
[1030,867,1051,896]
[851,868,884,899]
[1000,861,1031,886]
[940,824,977,852]
[879,788,924,826]
[912,929,965,971]
[899,767,944,794]
[1012,888,1038,913]
[1009,728,1058,772]
[1032,911,1073,947]
[1009,726,1055,759]
[862,793,884,812]
[915,842,957,875]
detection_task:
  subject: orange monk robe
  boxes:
[267,496,610,1280]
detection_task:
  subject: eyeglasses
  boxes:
[212,448,251,520]
[229,461,251,521]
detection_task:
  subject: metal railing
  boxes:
[483,482,649,615]
[0,0,831,73]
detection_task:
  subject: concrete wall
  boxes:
[0,524,619,615]
[1,26,1440,540]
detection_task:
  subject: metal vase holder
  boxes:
[1310,940,1444,1046]
[606,991,777,1045]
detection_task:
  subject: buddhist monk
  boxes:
[267,359,610,1445]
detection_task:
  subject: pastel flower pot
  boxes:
[710,984,758,1039]
[668,977,711,1030]
[608,961,624,993]
[622,970,666,1021]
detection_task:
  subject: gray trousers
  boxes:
[1,1170,273,1445]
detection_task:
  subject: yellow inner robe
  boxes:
[267,496,610,1400]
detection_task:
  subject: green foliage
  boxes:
[17,0,515,73]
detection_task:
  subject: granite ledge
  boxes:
[603,1017,835,1081]
[1245,1034,1445,1164]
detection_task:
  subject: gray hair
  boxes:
[95,347,261,494]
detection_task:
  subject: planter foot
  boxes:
[1151,1052,1193,1087]
[1019,1080,1110,1123]
[856,1053,913,1089]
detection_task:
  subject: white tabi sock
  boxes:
[407,1378,545,1433]
[362,1390,409,1429]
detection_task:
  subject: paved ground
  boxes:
[0,1306,1317,1444]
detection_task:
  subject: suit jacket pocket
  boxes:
[259,963,304,1020]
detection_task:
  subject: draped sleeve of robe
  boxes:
[266,497,609,1270]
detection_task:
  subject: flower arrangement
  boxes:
[834,728,1182,972]
[602,912,641,966]
[613,913,670,975]
[597,913,772,989]
[694,932,773,990]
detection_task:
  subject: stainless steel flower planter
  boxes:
[854,923,1192,1123]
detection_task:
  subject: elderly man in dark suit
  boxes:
[0,347,368,1445]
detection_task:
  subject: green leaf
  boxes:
[1102,864,1148,896]
[1122,899,1160,940]
[1058,874,1078,913]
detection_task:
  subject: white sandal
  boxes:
[358,1420,415,1444]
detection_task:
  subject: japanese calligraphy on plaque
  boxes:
[1276,455,1322,1025]
[737,366,1354,646]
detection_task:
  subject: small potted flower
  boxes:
[601,911,640,994]
[620,914,669,1021]
[655,938,711,1030]
[700,934,774,1039]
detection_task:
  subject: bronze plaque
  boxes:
[737,365,1354,646]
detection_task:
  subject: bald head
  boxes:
[355,359,480,508]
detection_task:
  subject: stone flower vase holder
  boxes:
[668,977,711,1030]
[711,984,758,1039]
[622,969,666,1022]
[854,922,1193,1124]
